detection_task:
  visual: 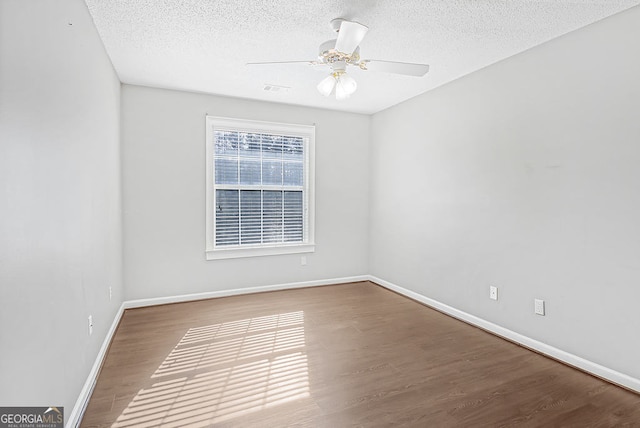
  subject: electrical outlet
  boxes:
[88,315,93,336]
[109,286,112,301]
[301,256,307,266]
[489,286,498,301]
[534,299,545,316]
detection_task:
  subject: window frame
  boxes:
[205,116,315,260]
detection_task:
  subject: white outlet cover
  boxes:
[489,286,498,300]
[534,299,545,315]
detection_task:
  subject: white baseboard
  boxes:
[67,275,369,427]
[67,303,125,428]
[123,275,370,309]
[368,275,640,394]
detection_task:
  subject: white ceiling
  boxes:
[84,0,639,114]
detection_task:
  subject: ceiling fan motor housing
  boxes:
[319,39,337,56]
[318,39,361,67]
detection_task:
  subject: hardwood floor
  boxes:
[81,281,640,427]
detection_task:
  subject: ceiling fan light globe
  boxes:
[317,75,336,97]
[339,73,357,95]
[335,79,351,100]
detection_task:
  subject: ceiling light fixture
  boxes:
[317,70,357,99]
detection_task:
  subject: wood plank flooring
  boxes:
[81,281,640,427]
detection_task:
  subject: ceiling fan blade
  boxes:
[246,60,320,66]
[361,60,429,77]
[334,20,369,54]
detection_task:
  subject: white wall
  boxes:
[121,85,370,300]
[0,0,122,422]
[370,6,640,380]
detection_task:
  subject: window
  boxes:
[206,116,315,259]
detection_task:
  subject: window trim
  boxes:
[205,116,315,260]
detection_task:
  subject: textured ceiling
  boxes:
[84,0,639,114]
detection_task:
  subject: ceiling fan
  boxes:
[247,18,430,100]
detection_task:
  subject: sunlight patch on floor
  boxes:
[113,311,309,427]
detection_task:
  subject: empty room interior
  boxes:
[2,0,640,426]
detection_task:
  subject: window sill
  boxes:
[206,243,315,260]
